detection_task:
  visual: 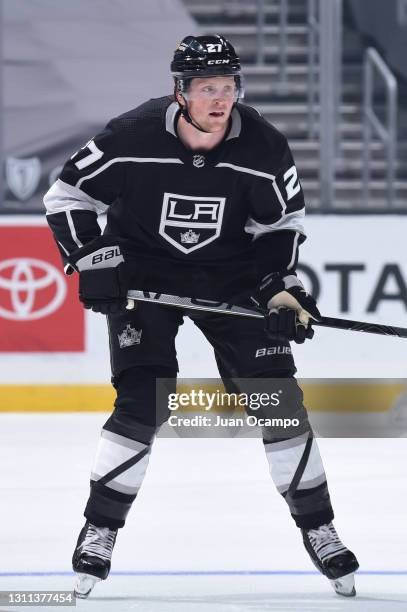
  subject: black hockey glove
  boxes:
[68,236,129,314]
[251,273,320,344]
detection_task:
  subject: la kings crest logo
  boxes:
[118,324,142,348]
[159,192,225,254]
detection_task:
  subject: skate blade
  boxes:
[330,571,356,597]
[74,573,101,599]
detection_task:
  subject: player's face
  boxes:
[183,76,236,132]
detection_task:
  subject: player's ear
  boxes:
[176,90,186,107]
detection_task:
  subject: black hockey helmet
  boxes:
[171,34,243,133]
[171,34,242,79]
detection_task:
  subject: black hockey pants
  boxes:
[84,302,334,530]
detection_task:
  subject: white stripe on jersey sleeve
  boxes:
[271,179,287,213]
[287,231,301,270]
[44,179,109,215]
[244,207,305,239]
[57,240,70,256]
[66,210,83,249]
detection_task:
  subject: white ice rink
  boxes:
[1,413,406,612]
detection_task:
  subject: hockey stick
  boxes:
[126,290,407,338]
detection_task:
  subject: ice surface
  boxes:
[0,414,406,611]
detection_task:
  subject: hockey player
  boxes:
[44,35,359,598]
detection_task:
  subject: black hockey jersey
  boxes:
[44,96,306,300]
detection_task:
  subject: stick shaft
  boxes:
[127,290,407,339]
[314,316,407,338]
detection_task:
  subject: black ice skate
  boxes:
[72,521,118,599]
[301,522,359,597]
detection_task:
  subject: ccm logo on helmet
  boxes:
[207,59,230,65]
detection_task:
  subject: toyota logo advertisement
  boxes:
[0,258,66,321]
[0,226,84,351]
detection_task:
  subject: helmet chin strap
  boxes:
[179,100,211,134]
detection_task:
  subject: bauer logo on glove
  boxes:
[72,243,124,273]
[67,236,129,315]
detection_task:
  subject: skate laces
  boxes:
[79,524,116,562]
[306,523,347,562]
